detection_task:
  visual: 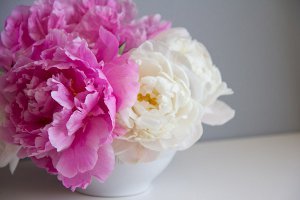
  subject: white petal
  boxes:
[9,156,19,174]
[202,100,235,126]
[0,141,20,173]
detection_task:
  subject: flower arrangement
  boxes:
[0,0,234,191]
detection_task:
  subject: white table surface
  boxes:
[0,133,300,200]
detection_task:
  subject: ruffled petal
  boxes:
[50,81,74,109]
[54,116,110,179]
[55,143,98,178]
[58,144,114,191]
[48,110,75,152]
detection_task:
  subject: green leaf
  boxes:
[119,42,126,55]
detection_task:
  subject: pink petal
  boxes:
[55,116,111,178]
[59,144,115,191]
[28,0,51,41]
[55,144,98,178]
[118,14,171,51]
[140,14,172,39]
[48,126,74,152]
[103,55,139,111]
[66,92,99,135]
[92,144,115,181]
[85,116,111,146]
[94,26,119,62]
[74,6,119,45]
[64,39,99,70]
[1,6,33,51]
[59,172,92,191]
[104,94,116,133]
[48,110,75,152]
[50,83,74,109]
[66,110,85,136]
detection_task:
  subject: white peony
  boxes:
[114,28,234,163]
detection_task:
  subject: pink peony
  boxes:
[0,0,169,190]
[0,0,171,64]
[0,29,139,190]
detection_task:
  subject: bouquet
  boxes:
[0,0,234,191]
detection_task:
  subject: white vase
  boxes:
[76,151,176,197]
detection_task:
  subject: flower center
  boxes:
[137,93,158,108]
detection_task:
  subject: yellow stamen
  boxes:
[137,93,158,107]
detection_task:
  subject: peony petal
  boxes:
[59,172,92,192]
[0,141,20,172]
[139,14,172,39]
[103,56,139,111]
[1,5,33,51]
[28,0,51,41]
[103,94,116,133]
[119,14,171,52]
[66,92,100,135]
[48,109,74,151]
[94,26,119,62]
[202,100,235,126]
[64,38,99,70]
[74,6,119,46]
[50,84,74,110]
[9,156,19,174]
[85,116,111,145]
[55,116,111,178]
[66,110,85,136]
[92,144,115,181]
[55,144,98,178]
[58,144,115,191]
[48,125,75,152]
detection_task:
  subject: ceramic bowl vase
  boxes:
[77,151,176,197]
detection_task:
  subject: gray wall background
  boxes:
[0,0,299,141]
